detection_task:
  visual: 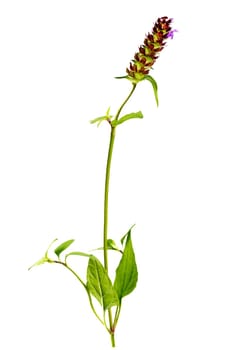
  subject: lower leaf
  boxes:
[114,229,138,300]
[87,256,119,310]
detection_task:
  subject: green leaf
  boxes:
[87,255,119,310]
[120,224,135,245]
[112,111,143,127]
[65,251,90,264]
[90,107,112,126]
[144,75,159,107]
[114,75,128,79]
[28,238,58,270]
[54,239,74,258]
[107,239,120,251]
[92,239,122,253]
[65,251,91,258]
[28,256,49,271]
[90,116,109,126]
[114,229,138,300]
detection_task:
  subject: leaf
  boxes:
[28,238,58,270]
[87,255,119,310]
[90,107,112,126]
[28,256,49,271]
[107,239,120,251]
[120,224,135,245]
[54,239,74,258]
[65,251,91,264]
[65,251,91,258]
[112,111,143,127]
[114,75,128,79]
[144,75,159,107]
[90,116,109,126]
[92,239,122,253]
[114,230,138,300]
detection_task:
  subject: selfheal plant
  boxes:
[29,16,176,347]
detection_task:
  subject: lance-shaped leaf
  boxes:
[144,75,159,107]
[87,255,119,310]
[90,115,109,126]
[28,238,58,270]
[90,107,112,126]
[120,224,135,245]
[65,251,91,264]
[54,239,74,258]
[114,230,138,300]
[28,256,49,271]
[65,251,91,258]
[114,75,128,79]
[112,111,143,127]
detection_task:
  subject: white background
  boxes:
[0,0,233,349]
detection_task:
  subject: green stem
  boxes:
[103,83,137,269]
[113,304,122,329]
[103,126,116,271]
[115,83,137,121]
[103,83,137,347]
[110,332,115,347]
[103,126,116,347]
[54,260,104,326]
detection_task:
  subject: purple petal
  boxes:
[166,29,178,39]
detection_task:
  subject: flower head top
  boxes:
[126,17,176,82]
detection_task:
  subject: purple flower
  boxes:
[166,29,178,39]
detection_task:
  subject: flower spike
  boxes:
[126,17,176,82]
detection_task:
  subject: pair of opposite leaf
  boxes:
[29,227,138,310]
[90,76,158,128]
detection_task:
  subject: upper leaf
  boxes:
[114,229,138,300]
[90,107,112,126]
[87,255,119,310]
[90,116,109,126]
[54,239,75,258]
[112,111,143,127]
[144,75,159,107]
[114,75,129,80]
